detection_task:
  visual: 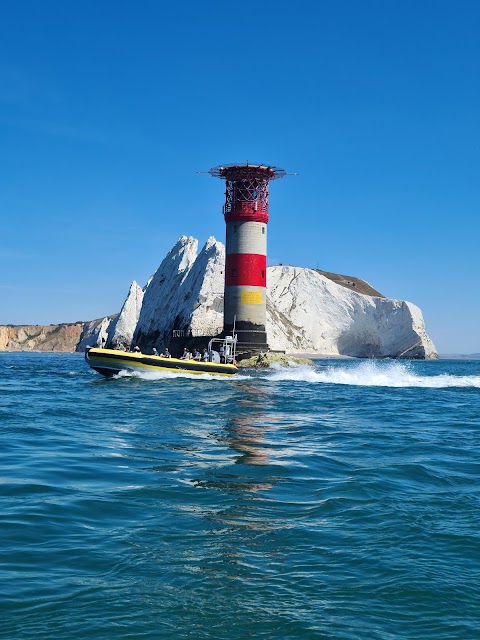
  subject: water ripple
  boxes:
[0,353,479,639]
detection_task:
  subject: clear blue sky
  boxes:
[1,1,479,353]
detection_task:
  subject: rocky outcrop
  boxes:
[133,236,225,349]
[133,236,199,348]
[237,353,315,368]
[106,281,144,349]
[130,237,436,359]
[0,236,438,359]
[76,316,114,352]
[266,266,437,359]
[182,237,225,337]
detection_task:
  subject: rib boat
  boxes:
[85,336,238,378]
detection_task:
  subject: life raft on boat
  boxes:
[85,336,238,378]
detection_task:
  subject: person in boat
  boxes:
[219,344,225,363]
[192,348,201,361]
[161,348,171,358]
[202,348,209,362]
[133,345,141,353]
[152,347,159,356]
[180,347,190,360]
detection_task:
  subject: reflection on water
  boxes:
[224,381,274,468]
[195,380,277,494]
[189,382,283,536]
[225,414,270,466]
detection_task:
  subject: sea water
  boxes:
[1,353,479,639]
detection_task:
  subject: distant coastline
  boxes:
[438,354,480,360]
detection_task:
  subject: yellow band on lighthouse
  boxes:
[241,290,263,305]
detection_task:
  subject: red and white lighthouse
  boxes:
[209,163,286,350]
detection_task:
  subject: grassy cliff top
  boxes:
[315,269,385,297]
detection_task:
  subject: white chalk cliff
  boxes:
[128,236,226,348]
[132,236,199,347]
[266,266,436,358]
[77,316,113,351]
[59,236,435,359]
[106,280,144,349]
[93,235,436,359]
[0,236,437,358]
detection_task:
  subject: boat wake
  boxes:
[112,369,249,382]
[107,362,480,389]
[267,361,480,388]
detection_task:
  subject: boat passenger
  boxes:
[219,345,225,363]
[164,348,171,358]
[152,347,159,356]
[133,345,141,353]
[180,347,190,360]
[192,348,201,361]
[202,348,209,362]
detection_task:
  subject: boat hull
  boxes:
[85,348,238,377]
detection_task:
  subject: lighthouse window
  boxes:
[231,269,237,277]
[261,270,265,279]
[262,227,265,234]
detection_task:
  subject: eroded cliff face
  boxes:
[132,236,225,348]
[132,236,199,347]
[106,281,144,349]
[0,316,119,353]
[76,317,113,352]
[266,266,437,358]
[0,323,84,352]
[0,236,438,359]
[117,237,437,359]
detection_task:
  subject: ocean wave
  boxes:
[267,361,480,388]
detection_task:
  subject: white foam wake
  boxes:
[267,361,480,388]
[112,369,249,382]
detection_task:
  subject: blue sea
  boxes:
[1,353,479,639]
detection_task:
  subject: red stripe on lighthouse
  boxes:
[224,202,269,224]
[225,254,266,287]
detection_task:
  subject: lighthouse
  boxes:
[209,163,286,350]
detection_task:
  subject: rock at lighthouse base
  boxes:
[237,352,315,368]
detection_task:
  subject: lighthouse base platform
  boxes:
[223,323,268,353]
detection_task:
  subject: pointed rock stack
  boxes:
[106,281,144,349]
[131,236,225,351]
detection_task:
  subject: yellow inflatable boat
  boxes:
[85,337,238,378]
